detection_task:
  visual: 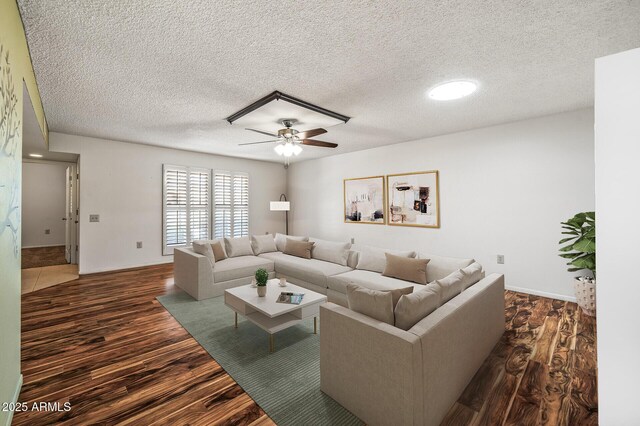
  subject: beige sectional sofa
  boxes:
[173,234,505,426]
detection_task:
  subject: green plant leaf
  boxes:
[559,252,581,259]
[573,238,595,253]
[559,237,575,244]
[559,243,575,252]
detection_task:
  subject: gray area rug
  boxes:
[157,291,362,425]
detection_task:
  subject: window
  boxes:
[163,165,210,254]
[214,170,249,238]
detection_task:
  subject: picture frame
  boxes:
[386,171,440,228]
[343,176,386,224]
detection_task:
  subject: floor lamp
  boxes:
[270,194,291,235]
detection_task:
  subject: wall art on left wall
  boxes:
[344,176,386,224]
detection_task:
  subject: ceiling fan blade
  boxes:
[239,139,281,146]
[301,139,338,148]
[296,128,327,139]
[245,128,279,138]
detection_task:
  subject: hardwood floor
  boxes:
[21,245,67,269]
[15,265,597,425]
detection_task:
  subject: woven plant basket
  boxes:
[574,277,596,316]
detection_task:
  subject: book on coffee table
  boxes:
[276,292,305,305]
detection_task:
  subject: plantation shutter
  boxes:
[233,173,249,237]
[214,171,249,238]
[163,165,211,254]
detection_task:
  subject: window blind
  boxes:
[163,165,211,254]
[214,171,249,238]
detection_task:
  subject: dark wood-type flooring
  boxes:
[22,245,67,269]
[15,264,597,425]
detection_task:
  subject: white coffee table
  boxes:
[224,279,327,352]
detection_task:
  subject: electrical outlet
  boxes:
[350,237,355,244]
[44,229,50,235]
[89,214,100,223]
[497,255,505,264]
[136,241,143,249]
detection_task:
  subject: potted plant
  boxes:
[255,268,269,297]
[558,212,596,316]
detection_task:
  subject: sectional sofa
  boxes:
[173,233,505,426]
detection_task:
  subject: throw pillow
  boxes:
[210,241,227,261]
[283,239,315,259]
[382,253,429,284]
[434,269,466,304]
[461,262,483,290]
[251,234,277,255]
[274,233,309,252]
[310,238,351,266]
[355,245,416,273]
[346,284,395,325]
[224,236,254,258]
[192,240,215,266]
[394,283,441,330]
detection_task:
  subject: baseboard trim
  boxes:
[79,260,173,276]
[506,285,577,303]
[22,244,65,249]
[5,374,23,426]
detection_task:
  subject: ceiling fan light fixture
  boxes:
[428,80,477,101]
[274,144,285,156]
[292,144,302,156]
[282,142,295,157]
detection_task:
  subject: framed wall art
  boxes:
[344,176,386,224]
[386,171,440,228]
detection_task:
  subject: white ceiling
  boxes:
[18,0,640,164]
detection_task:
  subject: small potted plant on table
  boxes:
[558,211,596,316]
[255,268,269,297]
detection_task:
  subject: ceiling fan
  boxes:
[239,119,338,158]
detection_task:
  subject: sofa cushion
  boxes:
[259,252,352,288]
[275,233,308,252]
[213,255,274,283]
[434,269,465,303]
[394,283,441,331]
[355,245,416,273]
[461,262,483,290]
[284,239,315,259]
[211,241,227,261]
[328,269,424,295]
[310,238,351,266]
[224,237,254,258]
[251,234,277,255]
[417,253,474,282]
[383,253,429,284]
[192,240,215,265]
[346,284,395,325]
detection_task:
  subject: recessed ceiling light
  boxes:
[428,80,477,101]
[28,153,43,158]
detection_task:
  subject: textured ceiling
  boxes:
[18,0,640,163]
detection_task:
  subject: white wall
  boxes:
[288,109,595,300]
[21,160,69,248]
[49,133,287,274]
[595,48,640,425]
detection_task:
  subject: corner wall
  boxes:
[0,0,48,424]
[595,47,640,425]
[288,109,595,300]
[49,132,288,274]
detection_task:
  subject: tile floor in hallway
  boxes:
[21,264,79,294]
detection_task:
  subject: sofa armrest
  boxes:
[174,247,214,300]
[320,303,423,426]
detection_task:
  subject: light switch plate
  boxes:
[44,229,50,234]
[89,214,100,223]
[497,255,505,264]
[136,241,143,249]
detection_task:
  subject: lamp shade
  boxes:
[270,201,291,211]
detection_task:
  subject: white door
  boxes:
[65,166,72,263]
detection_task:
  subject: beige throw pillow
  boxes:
[210,241,227,261]
[394,283,441,330]
[310,238,351,266]
[251,234,277,255]
[460,262,483,290]
[346,284,395,325]
[435,269,465,304]
[275,233,308,252]
[355,245,416,273]
[192,240,215,266]
[224,236,254,258]
[382,253,429,284]
[284,239,315,259]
